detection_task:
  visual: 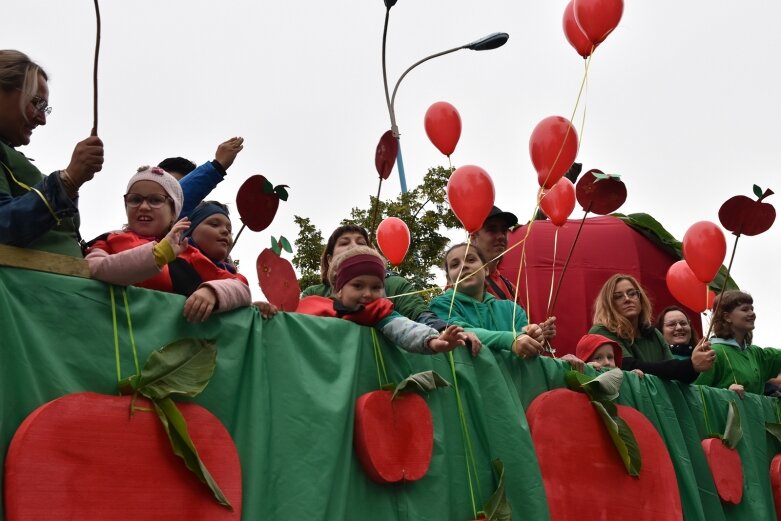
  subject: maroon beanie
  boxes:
[575,334,623,368]
[334,254,386,291]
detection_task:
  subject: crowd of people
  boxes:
[2,49,779,401]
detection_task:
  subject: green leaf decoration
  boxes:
[766,422,781,443]
[483,458,512,521]
[592,172,609,180]
[132,338,217,401]
[754,184,763,198]
[591,400,642,477]
[279,236,293,254]
[262,178,274,194]
[391,371,450,399]
[565,370,594,393]
[154,398,232,509]
[581,368,624,402]
[722,400,743,449]
[270,236,281,256]
[275,186,289,201]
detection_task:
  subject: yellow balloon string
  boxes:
[546,227,560,322]
[697,385,713,435]
[110,286,121,386]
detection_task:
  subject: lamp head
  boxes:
[465,32,509,51]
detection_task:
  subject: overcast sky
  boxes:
[5,1,780,345]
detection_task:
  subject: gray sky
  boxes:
[6,1,780,345]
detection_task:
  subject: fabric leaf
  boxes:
[153,398,232,509]
[753,184,763,198]
[564,370,594,394]
[133,338,217,401]
[723,400,743,449]
[275,186,289,201]
[591,400,642,477]
[262,178,274,193]
[581,368,624,401]
[392,371,450,399]
[279,236,293,254]
[483,458,512,521]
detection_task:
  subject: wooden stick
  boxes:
[91,0,102,136]
[703,234,740,339]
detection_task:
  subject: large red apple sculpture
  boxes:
[4,393,242,520]
[770,455,781,520]
[353,371,448,484]
[527,383,683,520]
[701,400,743,504]
[257,236,299,311]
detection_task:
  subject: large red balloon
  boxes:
[682,221,727,284]
[376,217,410,266]
[563,1,595,58]
[539,178,576,226]
[574,0,624,45]
[666,260,716,313]
[529,116,579,189]
[424,101,461,156]
[447,165,495,233]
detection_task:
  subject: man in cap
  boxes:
[469,206,520,301]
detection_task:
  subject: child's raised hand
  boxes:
[214,137,244,170]
[183,286,218,322]
[428,325,466,353]
[463,331,482,357]
[164,218,190,256]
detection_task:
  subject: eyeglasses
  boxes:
[612,289,640,301]
[30,96,52,116]
[664,320,690,328]
[124,193,172,208]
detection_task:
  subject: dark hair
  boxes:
[158,157,196,177]
[194,200,230,215]
[320,224,370,284]
[711,290,753,343]
[655,305,700,346]
[442,242,487,271]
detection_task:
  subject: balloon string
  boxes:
[545,227,559,317]
[91,0,101,136]
[572,51,593,156]
[703,234,740,340]
[548,206,591,317]
[697,385,713,435]
[370,328,389,388]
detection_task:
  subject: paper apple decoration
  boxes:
[701,438,743,504]
[353,390,433,483]
[575,168,627,215]
[257,236,299,311]
[4,392,241,520]
[526,389,683,521]
[236,174,289,232]
[718,185,775,237]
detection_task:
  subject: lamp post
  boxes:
[381,4,508,193]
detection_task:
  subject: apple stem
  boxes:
[758,188,775,202]
[228,224,246,256]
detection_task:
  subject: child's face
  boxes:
[191,213,233,262]
[446,246,487,298]
[125,180,175,239]
[588,344,617,369]
[336,274,384,309]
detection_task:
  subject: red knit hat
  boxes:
[575,334,623,368]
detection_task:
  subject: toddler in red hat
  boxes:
[576,334,644,378]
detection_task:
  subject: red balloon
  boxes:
[447,165,495,233]
[666,260,715,313]
[424,101,462,156]
[539,178,576,226]
[563,1,595,58]
[529,116,579,189]
[682,221,727,284]
[574,0,624,45]
[376,217,410,266]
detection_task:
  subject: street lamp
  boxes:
[381,4,508,193]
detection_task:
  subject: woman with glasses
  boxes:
[655,305,700,359]
[695,291,781,399]
[0,50,103,256]
[589,274,715,382]
[86,167,251,323]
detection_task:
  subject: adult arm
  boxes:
[623,356,698,383]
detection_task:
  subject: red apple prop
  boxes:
[4,392,241,520]
[770,455,781,519]
[575,168,627,215]
[526,389,683,521]
[701,437,743,504]
[353,390,433,483]
[257,247,299,311]
[236,175,289,232]
[718,186,775,237]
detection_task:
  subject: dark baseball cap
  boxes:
[484,206,518,229]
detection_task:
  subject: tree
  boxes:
[292,166,461,294]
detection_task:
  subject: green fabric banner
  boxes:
[1,266,780,520]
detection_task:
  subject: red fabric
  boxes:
[90,231,248,291]
[4,393,242,519]
[702,438,744,504]
[296,296,395,327]
[499,216,702,357]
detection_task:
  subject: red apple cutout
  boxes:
[236,175,289,232]
[4,392,241,520]
[527,389,683,521]
[701,438,743,504]
[257,238,299,311]
[575,168,627,215]
[769,455,781,520]
[718,185,775,237]
[353,390,433,483]
[375,130,398,180]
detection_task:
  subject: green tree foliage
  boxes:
[292,166,461,293]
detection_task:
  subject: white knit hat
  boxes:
[126,166,184,218]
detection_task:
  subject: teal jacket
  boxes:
[429,289,529,351]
